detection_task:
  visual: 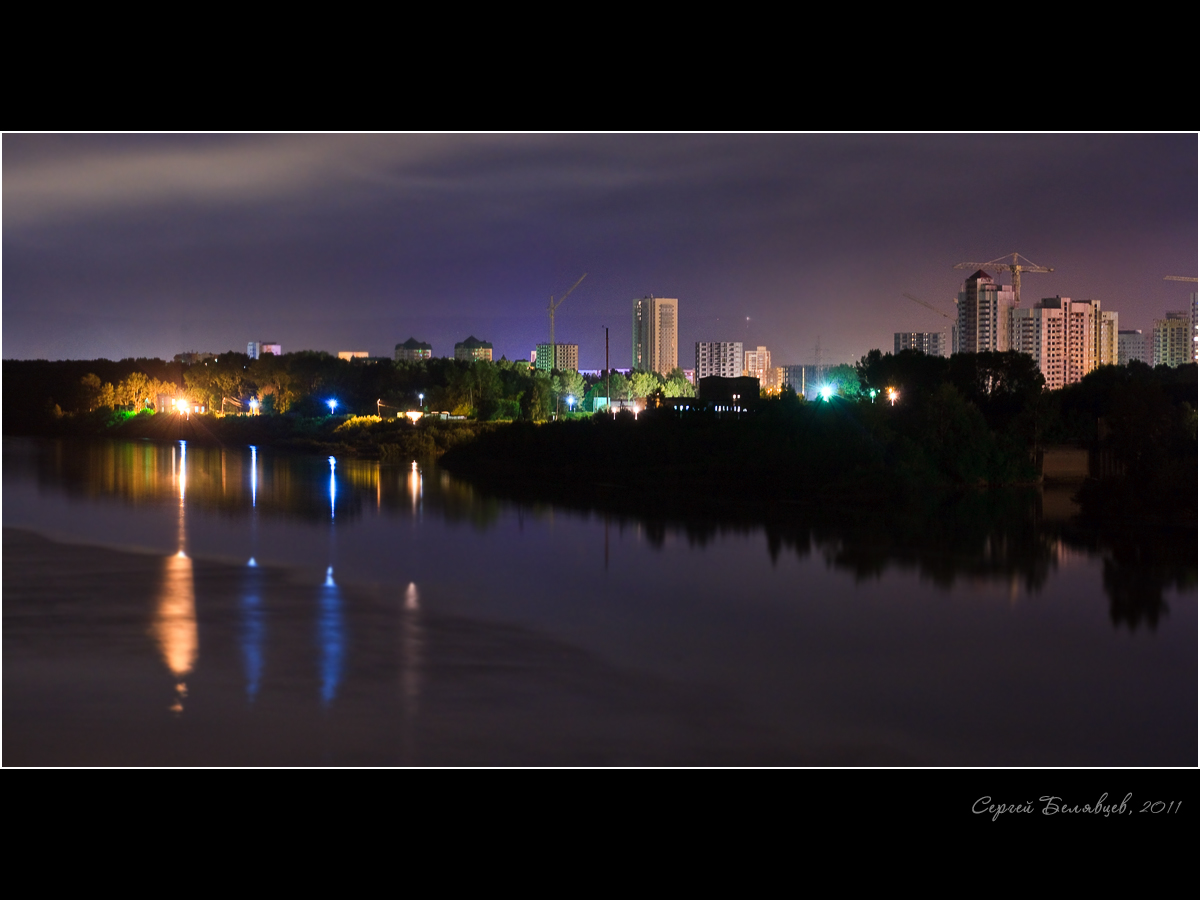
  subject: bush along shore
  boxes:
[16,407,500,461]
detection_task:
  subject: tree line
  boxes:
[3,352,696,429]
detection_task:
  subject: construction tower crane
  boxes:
[548,274,587,357]
[954,252,1053,306]
[903,293,954,320]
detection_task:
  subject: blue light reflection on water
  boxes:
[319,566,344,706]
[241,565,265,703]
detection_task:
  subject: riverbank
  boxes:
[13,408,497,460]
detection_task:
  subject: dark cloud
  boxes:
[4,134,1195,366]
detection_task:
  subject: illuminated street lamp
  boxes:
[567,395,575,413]
[820,386,833,402]
[327,399,338,414]
[887,388,899,406]
[249,399,260,414]
[418,393,424,410]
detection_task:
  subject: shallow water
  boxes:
[3,437,1195,765]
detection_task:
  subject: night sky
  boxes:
[4,134,1196,368]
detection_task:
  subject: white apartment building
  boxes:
[955,271,1016,354]
[695,341,743,380]
[1011,297,1108,390]
[632,296,679,375]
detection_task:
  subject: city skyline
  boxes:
[4,134,1195,366]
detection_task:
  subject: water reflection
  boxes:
[7,437,1196,631]
[153,441,197,714]
[4,436,1194,765]
[241,565,265,703]
[155,551,197,713]
[319,567,344,706]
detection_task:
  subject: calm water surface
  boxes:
[3,437,1195,765]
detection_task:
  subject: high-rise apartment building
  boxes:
[695,341,743,380]
[1117,330,1150,366]
[395,337,433,362]
[1153,312,1190,368]
[535,343,579,372]
[955,271,1015,354]
[1191,292,1198,363]
[744,346,771,383]
[632,296,678,375]
[894,332,947,356]
[454,336,493,362]
[1092,304,1119,367]
[1011,296,1108,390]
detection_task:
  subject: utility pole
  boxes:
[605,326,610,416]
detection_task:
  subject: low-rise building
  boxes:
[454,336,493,362]
[395,338,433,362]
[174,351,218,364]
[247,341,281,359]
[697,375,759,407]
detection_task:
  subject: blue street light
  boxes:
[567,395,575,412]
[327,399,338,414]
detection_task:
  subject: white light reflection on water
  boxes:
[409,460,422,516]
[154,440,197,714]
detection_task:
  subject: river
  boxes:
[3,437,1194,765]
